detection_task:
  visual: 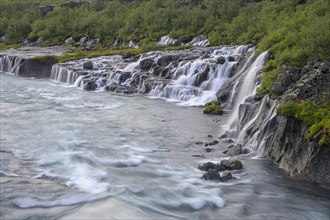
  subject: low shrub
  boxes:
[203,103,223,115]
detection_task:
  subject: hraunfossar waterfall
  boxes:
[0,45,329,220]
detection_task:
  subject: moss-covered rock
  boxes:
[203,102,223,115]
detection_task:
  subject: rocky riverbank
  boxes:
[1,46,329,186]
[0,46,71,77]
[220,60,330,186]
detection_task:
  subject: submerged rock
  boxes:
[217,56,226,64]
[223,144,243,156]
[202,169,221,181]
[139,58,155,70]
[83,80,97,91]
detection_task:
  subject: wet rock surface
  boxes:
[199,160,242,182]
[198,159,243,172]
[83,61,93,69]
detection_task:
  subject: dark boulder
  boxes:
[220,159,243,170]
[105,83,118,92]
[140,58,155,70]
[227,56,235,62]
[198,160,243,172]
[83,80,97,91]
[202,169,221,181]
[198,162,217,171]
[208,140,219,146]
[194,65,210,86]
[157,55,179,67]
[202,170,233,182]
[217,56,226,65]
[83,61,93,69]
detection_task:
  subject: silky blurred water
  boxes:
[0,72,329,220]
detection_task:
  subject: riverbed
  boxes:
[0,72,329,220]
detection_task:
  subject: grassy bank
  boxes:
[277,101,330,146]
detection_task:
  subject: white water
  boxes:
[0,55,23,75]
[46,46,254,106]
[148,45,252,106]
[226,51,269,133]
[1,58,329,219]
[157,35,182,46]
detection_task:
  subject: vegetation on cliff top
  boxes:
[277,101,330,146]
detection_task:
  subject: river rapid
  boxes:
[0,72,329,220]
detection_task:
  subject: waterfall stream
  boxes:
[47,46,254,106]
[1,46,329,220]
[0,55,23,75]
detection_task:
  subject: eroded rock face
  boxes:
[224,60,330,185]
[264,116,330,185]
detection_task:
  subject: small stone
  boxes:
[208,140,219,146]
[195,141,203,145]
[204,148,214,152]
[192,155,205,158]
[207,135,213,138]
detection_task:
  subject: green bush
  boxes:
[203,103,223,115]
[277,101,330,146]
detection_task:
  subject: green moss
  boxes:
[277,101,330,146]
[203,103,223,115]
[54,45,193,63]
[0,43,20,51]
[31,55,58,64]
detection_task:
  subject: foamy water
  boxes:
[1,72,329,220]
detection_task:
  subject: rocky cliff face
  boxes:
[229,60,330,186]
[265,115,330,186]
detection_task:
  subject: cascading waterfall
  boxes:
[48,46,255,106]
[148,45,253,106]
[50,64,80,84]
[0,55,23,75]
[225,51,269,133]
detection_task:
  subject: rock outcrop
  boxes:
[223,60,330,185]
[265,116,330,185]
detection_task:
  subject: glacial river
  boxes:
[0,72,329,220]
